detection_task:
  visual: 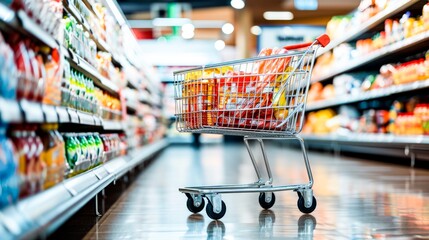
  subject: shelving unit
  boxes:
[302,133,429,163]
[303,1,429,162]
[312,30,429,83]
[307,79,429,111]
[0,1,167,238]
[317,0,423,57]
[0,139,168,240]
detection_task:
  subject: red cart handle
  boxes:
[283,34,330,50]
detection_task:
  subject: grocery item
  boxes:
[38,124,65,189]
[42,48,62,106]
[0,127,19,209]
[0,32,18,99]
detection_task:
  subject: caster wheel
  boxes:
[259,192,276,209]
[297,195,317,214]
[206,201,226,220]
[187,197,205,213]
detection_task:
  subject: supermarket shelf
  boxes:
[63,46,120,96]
[82,0,103,20]
[63,0,127,68]
[127,79,140,90]
[126,101,138,114]
[302,133,429,145]
[317,0,422,57]
[0,139,168,239]
[63,0,92,36]
[302,133,429,161]
[0,3,58,49]
[0,96,105,127]
[102,119,124,131]
[313,30,429,83]
[306,79,429,111]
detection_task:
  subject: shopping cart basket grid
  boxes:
[174,34,330,219]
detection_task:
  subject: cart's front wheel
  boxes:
[186,196,205,213]
[259,192,276,210]
[206,201,226,220]
[297,195,317,214]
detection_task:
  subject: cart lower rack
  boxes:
[174,34,330,220]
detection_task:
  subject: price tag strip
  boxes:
[0,98,23,123]
[77,111,95,125]
[20,99,44,123]
[56,106,70,123]
[67,108,79,123]
[42,104,59,123]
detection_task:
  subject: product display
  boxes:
[64,132,103,176]
[0,0,165,220]
[314,2,429,80]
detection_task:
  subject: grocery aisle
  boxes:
[83,142,429,239]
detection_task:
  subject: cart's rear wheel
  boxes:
[186,196,205,213]
[297,195,317,214]
[259,192,276,209]
[206,201,226,220]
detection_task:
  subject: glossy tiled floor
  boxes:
[84,141,429,239]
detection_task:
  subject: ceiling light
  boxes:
[182,23,195,32]
[230,0,245,9]
[222,23,234,35]
[250,25,262,35]
[214,40,225,51]
[263,11,294,21]
[182,31,194,39]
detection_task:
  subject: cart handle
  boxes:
[283,34,330,50]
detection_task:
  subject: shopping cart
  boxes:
[173,34,330,220]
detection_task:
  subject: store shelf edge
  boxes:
[302,133,429,145]
[313,30,429,83]
[0,139,168,239]
[317,0,421,57]
[306,79,429,111]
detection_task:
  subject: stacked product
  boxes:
[314,3,429,79]
[303,97,429,136]
[308,50,429,104]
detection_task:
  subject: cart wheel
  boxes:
[186,197,205,213]
[206,201,226,220]
[259,192,276,209]
[297,195,317,214]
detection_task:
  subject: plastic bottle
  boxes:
[64,133,78,172]
[0,127,19,208]
[39,124,65,189]
[93,133,104,164]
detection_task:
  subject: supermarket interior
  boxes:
[1,0,429,239]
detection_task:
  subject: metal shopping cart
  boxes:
[173,34,330,220]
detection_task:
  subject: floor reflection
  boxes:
[185,211,317,239]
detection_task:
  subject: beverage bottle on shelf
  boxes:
[0,32,18,99]
[76,133,89,170]
[61,59,71,106]
[43,48,62,106]
[53,128,66,178]
[12,41,32,100]
[64,133,78,174]
[29,127,46,192]
[39,124,65,189]
[26,48,41,101]
[94,133,104,164]
[86,133,97,167]
[10,128,27,197]
[0,127,19,208]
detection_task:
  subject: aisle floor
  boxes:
[84,142,429,239]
